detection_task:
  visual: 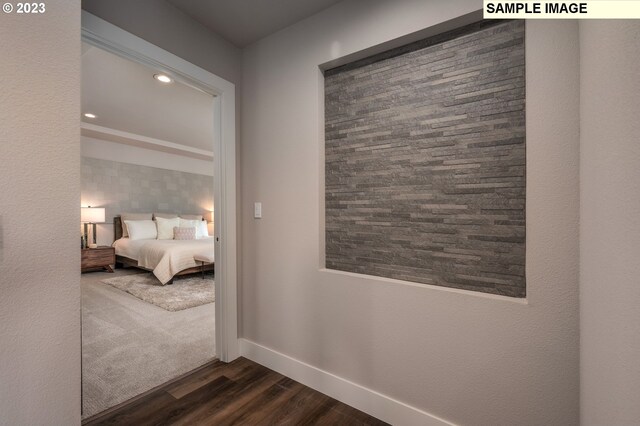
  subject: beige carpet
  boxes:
[82,269,216,419]
[102,273,214,311]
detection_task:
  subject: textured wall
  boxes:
[580,20,640,425]
[81,157,213,241]
[325,20,526,297]
[0,3,81,425]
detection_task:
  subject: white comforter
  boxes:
[113,237,214,284]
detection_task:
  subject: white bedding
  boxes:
[113,237,214,284]
[112,238,151,260]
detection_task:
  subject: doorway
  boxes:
[80,10,238,419]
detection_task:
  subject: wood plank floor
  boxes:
[83,357,389,426]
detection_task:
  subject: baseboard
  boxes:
[239,339,454,426]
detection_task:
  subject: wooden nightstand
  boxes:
[81,246,115,273]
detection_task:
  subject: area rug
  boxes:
[101,273,214,311]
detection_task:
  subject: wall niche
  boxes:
[324,20,526,297]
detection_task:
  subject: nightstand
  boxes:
[81,246,115,273]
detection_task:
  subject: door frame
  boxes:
[81,11,239,362]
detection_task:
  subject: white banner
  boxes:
[484,1,640,19]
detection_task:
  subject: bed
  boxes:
[113,216,214,284]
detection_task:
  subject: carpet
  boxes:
[83,270,215,419]
[102,273,214,311]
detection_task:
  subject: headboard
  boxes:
[113,215,207,241]
[114,216,123,241]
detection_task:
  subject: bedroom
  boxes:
[80,42,217,418]
[1,1,639,425]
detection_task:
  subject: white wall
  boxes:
[241,1,580,424]
[0,4,81,426]
[580,21,640,425]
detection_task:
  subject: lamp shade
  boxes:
[81,207,105,223]
[208,210,214,223]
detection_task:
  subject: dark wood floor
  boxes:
[84,357,388,426]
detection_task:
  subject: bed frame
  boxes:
[113,216,214,281]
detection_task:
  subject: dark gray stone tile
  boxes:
[325,20,526,298]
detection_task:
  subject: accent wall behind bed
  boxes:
[81,157,213,245]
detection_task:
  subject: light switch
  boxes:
[254,202,262,219]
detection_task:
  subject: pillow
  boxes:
[197,220,209,238]
[120,213,152,238]
[154,213,178,219]
[156,217,180,240]
[179,218,200,235]
[173,226,196,240]
[124,220,157,240]
[180,214,203,221]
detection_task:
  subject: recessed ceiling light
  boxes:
[84,113,97,119]
[154,74,173,84]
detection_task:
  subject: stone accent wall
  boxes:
[81,157,213,224]
[324,20,526,297]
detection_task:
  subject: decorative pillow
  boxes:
[179,218,201,237]
[156,217,180,240]
[154,213,178,219]
[124,220,157,240]
[197,220,209,238]
[121,213,152,238]
[173,226,196,240]
[179,218,209,238]
[180,214,203,221]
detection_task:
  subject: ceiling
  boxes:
[167,0,343,47]
[81,43,214,153]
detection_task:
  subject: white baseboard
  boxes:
[239,339,454,426]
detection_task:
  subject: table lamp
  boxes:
[81,206,105,249]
